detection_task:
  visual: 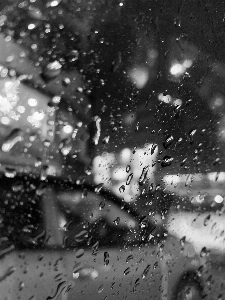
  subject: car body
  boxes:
[0,173,201,300]
[164,173,225,300]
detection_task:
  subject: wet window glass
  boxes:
[0,0,225,299]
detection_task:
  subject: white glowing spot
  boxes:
[59,217,67,229]
[48,0,61,7]
[119,2,123,6]
[17,106,25,113]
[163,174,181,185]
[0,95,13,113]
[1,117,10,125]
[27,116,41,128]
[93,116,101,145]
[173,99,182,106]
[28,98,38,107]
[170,63,185,76]
[158,93,172,104]
[214,195,223,203]
[120,148,131,164]
[32,111,45,121]
[52,96,61,104]
[183,59,193,68]
[112,167,127,181]
[170,59,193,77]
[127,220,136,228]
[124,194,133,203]
[128,67,149,89]
[195,194,204,203]
[28,23,36,30]
[62,125,73,134]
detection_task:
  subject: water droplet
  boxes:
[180,236,186,247]
[75,230,88,243]
[93,116,101,146]
[5,167,17,178]
[161,156,174,167]
[102,136,110,144]
[126,255,134,263]
[180,158,187,166]
[19,281,25,291]
[149,183,154,192]
[59,138,72,156]
[151,143,157,155]
[104,251,110,265]
[12,182,23,192]
[36,183,46,196]
[140,217,148,228]
[47,0,62,8]
[119,185,125,193]
[67,50,79,63]
[40,165,48,181]
[35,158,42,167]
[200,247,208,258]
[113,217,120,225]
[188,129,197,145]
[174,16,181,27]
[98,284,104,293]
[76,249,84,258]
[197,265,203,277]
[163,135,174,149]
[139,166,149,186]
[95,183,104,194]
[92,241,99,256]
[126,165,131,173]
[99,201,105,211]
[2,129,24,152]
[126,173,133,185]
[153,262,158,269]
[28,7,44,20]
[175,137,183,148]
[142,264,151,279]
[124,267,131,275]
[47,281,74,300]
[42,61,62,81]
[112,51,122,72]
[204,214,211,226]
[0,266,15,282]
[62,78,71,86]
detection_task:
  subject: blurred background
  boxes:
[0,0,225,204]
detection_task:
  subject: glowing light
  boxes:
[128,67,149,89]
[32,111,45,121]
[173,99,182,106]
[195,194,205,203]
[28,23,36,30]
[158,93,172,104]
[28,98,38,107]
[17,106,25,113]
[1,117,10,125]
[120,148,132,164]
[170,59,193,77]
[170,63,185,76]
[112,167,127,181]
[27,116,41,128]
[214,195,223,203]
[62,125,73,135]
[48,0,61,7]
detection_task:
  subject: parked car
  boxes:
[0,173,202,300]
[164,173,225,300]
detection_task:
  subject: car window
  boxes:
[56,189,140,248]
